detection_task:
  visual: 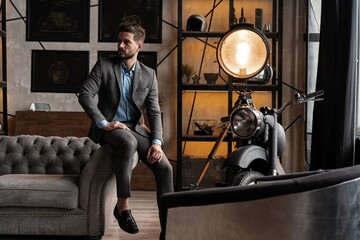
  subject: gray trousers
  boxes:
[102,126,174,205]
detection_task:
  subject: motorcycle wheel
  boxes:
[231,170,265,186]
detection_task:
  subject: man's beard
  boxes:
[118,50,135,60]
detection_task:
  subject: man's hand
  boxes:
[147,144,163,164]
[103,121,130,131]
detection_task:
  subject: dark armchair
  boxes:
[160,165,360,240]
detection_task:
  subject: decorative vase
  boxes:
[182,74,190,84]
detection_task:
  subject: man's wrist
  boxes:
[97,119,109,129]
[152,138,162,146]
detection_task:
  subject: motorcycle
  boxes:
[192,89,324,188]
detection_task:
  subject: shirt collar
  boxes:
[121,61,136,74]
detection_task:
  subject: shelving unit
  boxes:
[177,0,283,190]
[0,0,7,135]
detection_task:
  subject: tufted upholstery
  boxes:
[0,135,136,239]
[0,136,99,175]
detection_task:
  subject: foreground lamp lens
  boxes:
[231,107,265,139]
[217,24,269,80]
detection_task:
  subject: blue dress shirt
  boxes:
[113,62,137,122]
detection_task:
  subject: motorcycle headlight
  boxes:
[231,107,265,139]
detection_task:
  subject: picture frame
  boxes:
[98,51,158,72]
[98,0,162,43]
[31,50,89,93]
[26,0,90,42]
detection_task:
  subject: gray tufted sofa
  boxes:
[0,135,136,239]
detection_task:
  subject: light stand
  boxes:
[192,23,272,189]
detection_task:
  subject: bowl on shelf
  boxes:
[204,73,219,84]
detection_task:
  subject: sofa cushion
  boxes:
[0,174,79,209]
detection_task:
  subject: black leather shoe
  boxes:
[113,206,139,234]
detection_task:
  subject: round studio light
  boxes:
[231,107,265,139]
[217,24,270,80]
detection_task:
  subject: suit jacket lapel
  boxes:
[114,59,122,91]
[132,61,142,95]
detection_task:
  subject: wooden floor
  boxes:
[103,191,161,240]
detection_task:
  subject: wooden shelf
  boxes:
[181,83,278,91]
[181,135,232,142]
[181,84,228,91]
[182,31,278,39]
[182,31,225,38]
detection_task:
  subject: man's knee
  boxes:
[111,132,138,151]
[159,158,173,176]
[123,137,138,150]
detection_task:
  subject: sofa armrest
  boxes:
[78,144,116,237]
[255,169,324,183]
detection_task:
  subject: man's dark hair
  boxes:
[118,15,146,43]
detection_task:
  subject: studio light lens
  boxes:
[217,24,269,80]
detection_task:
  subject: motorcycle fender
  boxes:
[224,145,268,169]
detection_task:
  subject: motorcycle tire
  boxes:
[231,170,265,186]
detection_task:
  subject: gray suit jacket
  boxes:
[78,56,163,144]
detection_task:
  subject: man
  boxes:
[78,16,173,237]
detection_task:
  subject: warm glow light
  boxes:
[217,24,269,80]
[236,41,251,67]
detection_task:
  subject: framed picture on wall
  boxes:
[31,50,89,93]
[98,0,162,43]
[26,0,90,42]
[98,51,158,72]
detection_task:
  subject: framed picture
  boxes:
[98,0,162,43]
[26,0,90,42]
[31,50,89,93]
[98,51,157,72]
